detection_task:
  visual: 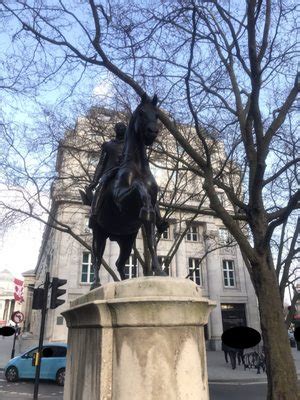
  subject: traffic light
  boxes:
[32,288,45,310]
[50,278,67,309]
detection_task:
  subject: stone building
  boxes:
[20,269,36,333]
[27,108,260,350]
[0,269,21,326]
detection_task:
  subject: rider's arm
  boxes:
[90,144,108,187]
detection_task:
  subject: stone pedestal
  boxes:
[62,277,216,400]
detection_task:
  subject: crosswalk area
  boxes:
[0,371,63,400]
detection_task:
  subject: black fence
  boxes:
[242,351,266,374]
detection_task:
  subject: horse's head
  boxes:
[134,93,159,146]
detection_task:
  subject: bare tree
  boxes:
[1,1,299,398]
[274,217,300,327]
[1,100,219,283]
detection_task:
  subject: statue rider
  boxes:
[88,122,127,229]
[86,121,169,234]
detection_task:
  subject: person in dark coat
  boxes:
[237,348,244,366]
[222,343,241,369]
[222,341,229,363]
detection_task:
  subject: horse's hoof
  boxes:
[139,207,155,222]
[90,282,101,291]
[153,269,167,277]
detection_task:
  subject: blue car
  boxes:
[4,343,67,386]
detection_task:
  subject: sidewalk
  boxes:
[207,347,300,382]
[0,336,15,368]
[0,334,37,369]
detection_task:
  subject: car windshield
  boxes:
[24,348,38,358]
[23,345,66,358]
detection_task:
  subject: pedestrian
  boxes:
[228,347,238,369]
[222,341,229,363]
[237,349,244,366]
[222,343,238,369]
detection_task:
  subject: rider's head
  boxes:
[114,122,127,140]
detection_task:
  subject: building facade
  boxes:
[0,269,22,326]
[27,109,260,350]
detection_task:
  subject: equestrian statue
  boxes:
[82,93,168,289]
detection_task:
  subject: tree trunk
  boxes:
[252,257,299,400]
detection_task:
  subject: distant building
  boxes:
[0,269,21,326]
[20,270,36,333]
[25,109,260,350]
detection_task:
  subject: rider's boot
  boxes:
[116,264,126,280]
[90,280,101,290]
[152,257,167,277]
[90,264,101,290]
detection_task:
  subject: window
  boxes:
[56,316,64,325]
[158,256,171,276]
[186,226,199,242]
[42,347,54,358]
[188,258,202,285]
[219,228,232,244]
[81,252,94,283]
[124,255,138,279]
[222,260,236,287]
[84,216,92,233]
[52,346,67,357]
[25,347,38,358]
[161,226,171,240]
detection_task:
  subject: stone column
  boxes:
[62,277,216,400]
[204,227,223,350]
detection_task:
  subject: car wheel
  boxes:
[56,368,65,386]
[5,366,19,382]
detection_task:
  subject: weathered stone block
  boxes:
[62,277,216,400]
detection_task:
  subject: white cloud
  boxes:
[0,185,47,279]
[0,219,44,279]
[93,79,112,98]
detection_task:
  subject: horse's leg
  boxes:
[131,180,155,222]
[115,233,137,280]
[155,203,169,233]
[143,220,166,276]
[130,181,164,276]
[90,226,108,290]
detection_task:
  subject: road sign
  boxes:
[11,311,24,324]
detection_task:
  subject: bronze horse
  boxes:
[90,94,166,289]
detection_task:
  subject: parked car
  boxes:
[4,343,67,386]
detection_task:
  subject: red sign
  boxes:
[11,311,24,324]
[13,278,24,303]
